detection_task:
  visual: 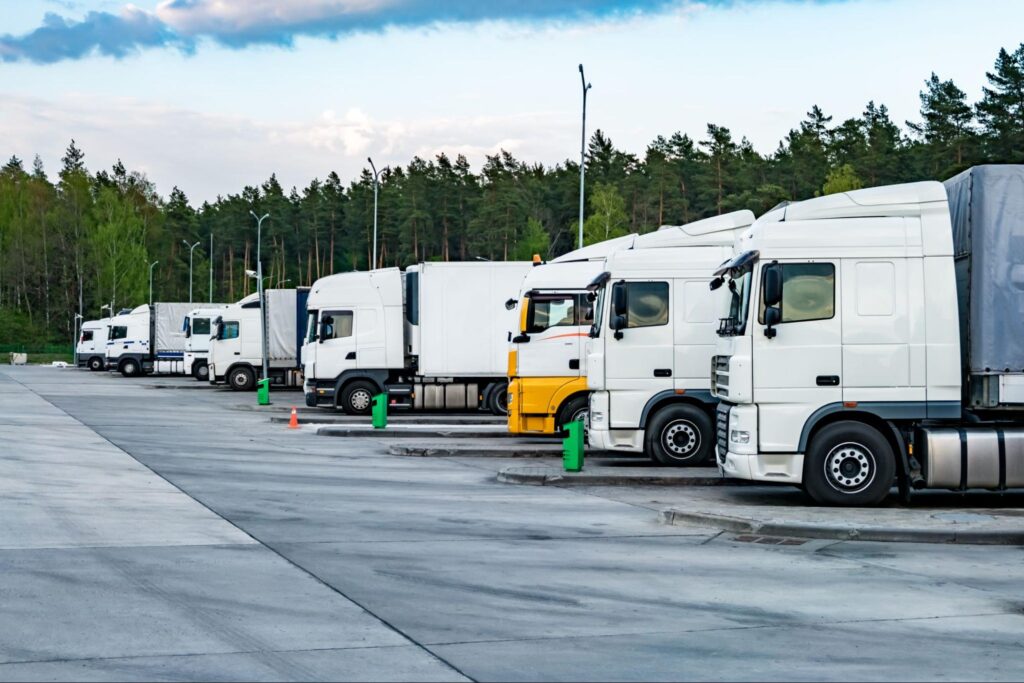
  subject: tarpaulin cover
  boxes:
[153,303,194,353]
[945,165,1024,373]
[265,289,298,361]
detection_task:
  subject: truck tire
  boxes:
[487,382,509,416]
[645,404,714,466]
[557,395,589,430]
[88,356,104,372]
[803,421,895,507]
[228,366,255,391]
[340,381,377,415]
[192,360,209,382]
[119,358,141,377]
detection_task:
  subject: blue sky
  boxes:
[1,0,1021,203]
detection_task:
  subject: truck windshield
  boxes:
[717,269,752,337]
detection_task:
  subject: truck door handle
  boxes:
[233,352,240,355]
[653,369,672,377]
[569,359,580,370]
[346,352,356,360]
[816,375,840,386]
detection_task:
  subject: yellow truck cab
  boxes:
[507,236,638,434]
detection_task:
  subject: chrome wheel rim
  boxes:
[824,441,876,494]
[350,389,372,412]
[662,419,700,460]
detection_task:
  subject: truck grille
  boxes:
[716,403,730,464]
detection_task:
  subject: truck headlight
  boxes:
[730,429,750,444]
[591,412,605,424]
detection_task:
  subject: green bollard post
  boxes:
[257,378,270,406]
[562,420,584,472]
[371,392,388,429]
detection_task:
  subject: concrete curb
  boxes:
[318,426,516,439]
[661,509,1024,545]
[390,445,560,458]
[497,466,728,486]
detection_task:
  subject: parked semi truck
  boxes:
[586,211,756,465]
[182,305,229,381]
[713,166,1024,505]
[208,288,310,391]
[104,303,194,376]
[507,235,639,434]
[76,317,111,371]
[303,261,531,415]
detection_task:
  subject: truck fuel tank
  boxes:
[918,426,1024,489]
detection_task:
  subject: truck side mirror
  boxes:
[319,315,333,344]
[611,283,627,317]
[764,306,781,339]
[709,276,724,291]
[512,334,530,344]
[763,266,783,307]
[609,314,627,340]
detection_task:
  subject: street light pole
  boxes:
[249,211,271,384]
[148,260,159,305]
[209,232,214,303]
[368,158,387,269]
[578,63,592,250]
[182,240,200,303]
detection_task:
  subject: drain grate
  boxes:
[733,534,807,546]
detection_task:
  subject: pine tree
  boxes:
[976,43,1024,162]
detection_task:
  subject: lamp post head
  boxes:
[245,269,258,279]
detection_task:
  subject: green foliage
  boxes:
[822,164,864,195]
[1,42,1023,344]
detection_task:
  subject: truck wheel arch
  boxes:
[333,370,388,408]
[638,390,716,430]
[802,408,907,487]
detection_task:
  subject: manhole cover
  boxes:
[931,512,994,523]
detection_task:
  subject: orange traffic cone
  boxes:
[288,406,300,429]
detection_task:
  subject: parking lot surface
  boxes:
[3,365,1024,681]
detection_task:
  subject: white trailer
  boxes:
[76,317,111,371]
[208,289,310,391]
[714,166,1024,505]
[182,305,229,381]
[586,211,755,465]
[303,261,532,414]
[104,303,194,376]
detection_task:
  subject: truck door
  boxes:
[316,310,356,379]
[752,261,842,452]
[605,280,674,428]
[517,294,585,377]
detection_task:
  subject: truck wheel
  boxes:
[646,404,714,466]
[557,395,589,430]
[228,366,255,391]
[88,356,104,372]
[487,382,509,416]
[803,421,895,507]
[119,359,140,377]
[340,381,377,415]
[192,361,209,382]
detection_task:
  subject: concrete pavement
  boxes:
[4,366,1024,681]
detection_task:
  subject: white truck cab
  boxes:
[104,303,193,376]
[586,211,755,464]
[183,305,229,381]
[77,317,110,371]
[714,168,1024,505]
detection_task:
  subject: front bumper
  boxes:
[719,450,805,485]
[586,390,643,452]
[305,378,335,408]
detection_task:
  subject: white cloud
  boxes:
[0,93,574,203]
[155,0,396,36]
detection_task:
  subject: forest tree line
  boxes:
[1,43,1022,346]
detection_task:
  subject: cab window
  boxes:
[322,311,354,340]
[527,297,576,333]
[81,330,94,342]
[220,321,239,340]
[759,263,835,324]
[192,318,211,336]
[109,326,128,340]
[624,282,669,328]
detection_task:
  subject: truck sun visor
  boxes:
[586,271,612,291]
[713,250,759,277]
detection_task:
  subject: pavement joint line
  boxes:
[275,531,716,547]
[7,373,477,683]
[0,641,438,668]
